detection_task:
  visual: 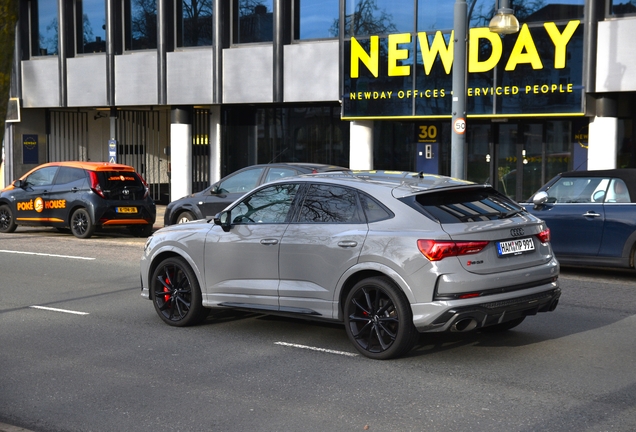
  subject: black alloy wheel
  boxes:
[70,208,95,239]
[0,205,17,233]
[151,256,208,327]
[344,277,418,360]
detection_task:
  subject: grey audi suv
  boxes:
[140,171,560,359]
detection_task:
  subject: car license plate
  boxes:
[497,238,535,256]
[116,207,138,213]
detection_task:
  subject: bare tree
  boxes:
[0,0,18,128]
[330,0,397,37]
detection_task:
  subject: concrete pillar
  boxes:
[170,107,192,202]
[588,116,618,170]
[209,105,222,184]
[350,120,373,170]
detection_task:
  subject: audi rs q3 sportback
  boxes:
[0,161,156,239]
[140,171,560,359]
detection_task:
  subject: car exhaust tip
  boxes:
[451,317,478,332]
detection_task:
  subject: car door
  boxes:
[204,183,300,309]
[199,166,266,217]
[278,183,368,318]
[49,166,88,223]
[598,178,635,258]
[528,175,608,257]
[13,166,59,225]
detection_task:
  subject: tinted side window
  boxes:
[25,167,59,186]
[546,177,610,203]
[218,168,265,193]
[232,184,299,224]
[360,192,393,222]
[55,167,87,185]
[411,187,524,223]
[605,179,631,203]
[264,168,298,183]
[296,184,363,223]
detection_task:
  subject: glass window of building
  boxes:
[609,0,636,15]
[344,0,411,37]
[234,0,274,43]
[76,0,106,53]
[36,1,59,56]
[178,0,214,47]
[294,0,339,40]
[125,0,157,50]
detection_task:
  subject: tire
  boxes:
[176,211,195,224]
[150,256,208,327]
[0,204,17,233]
[70,208,95,239]
[481,317,526,333]
[129,224,153,237]
[344,276,418,360]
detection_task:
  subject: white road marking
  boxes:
[275,341,358,357]
[0,250,95,260]
[29,306,89,316]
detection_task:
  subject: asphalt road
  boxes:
[1,228,636,432]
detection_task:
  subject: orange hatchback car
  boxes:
[0,161,156,238]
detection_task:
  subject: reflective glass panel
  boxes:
[296,0,339,39]
[79,0,106,53]
[344,0,413,37]
[236,0,273,43]
[610,0,636,15]
[179,0,214,47]
[127,0,157,50]
[37,1,58,56]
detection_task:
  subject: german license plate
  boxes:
[497,238,535,256]
[116,207,138,213]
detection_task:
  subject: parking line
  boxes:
[275,342,358,357]
[29,306,89,316]
[0,250,95,260]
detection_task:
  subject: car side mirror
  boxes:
[533,191,549,208]
[13,179,25,189]
[213,210,232,232]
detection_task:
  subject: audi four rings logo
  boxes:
[510,228,525,237]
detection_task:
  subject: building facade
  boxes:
[3,0,636,203]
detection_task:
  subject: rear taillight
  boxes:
[536,228,550,243]
[418,239,489,261]
[89,171,106,198]
[138,174,150,199]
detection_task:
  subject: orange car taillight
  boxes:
[418,239,489,261]
[88,171,106,198]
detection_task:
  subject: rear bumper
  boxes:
[412,282,560,332]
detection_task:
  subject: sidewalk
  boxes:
[153,204,166,230]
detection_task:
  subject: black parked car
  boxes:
[521,169,636,269]
[164,163,347,226]
[0,161,156,239]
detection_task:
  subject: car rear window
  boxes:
[406,187,525,223]
[96,171,145,199]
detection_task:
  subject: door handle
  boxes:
[260,239,279,245]
[338,240,358,248]
[582,211,601,218]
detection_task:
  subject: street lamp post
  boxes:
[450,0,520,180]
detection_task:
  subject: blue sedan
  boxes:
[522,169,636,269]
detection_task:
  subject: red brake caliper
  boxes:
[163,277,171,302]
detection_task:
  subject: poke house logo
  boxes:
[348,20,580,99]
[17,198,67,212]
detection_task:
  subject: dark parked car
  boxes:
[163,163,347,225]
[142,171,560,360]
[522,168,636,269]
[0,161,156,238]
